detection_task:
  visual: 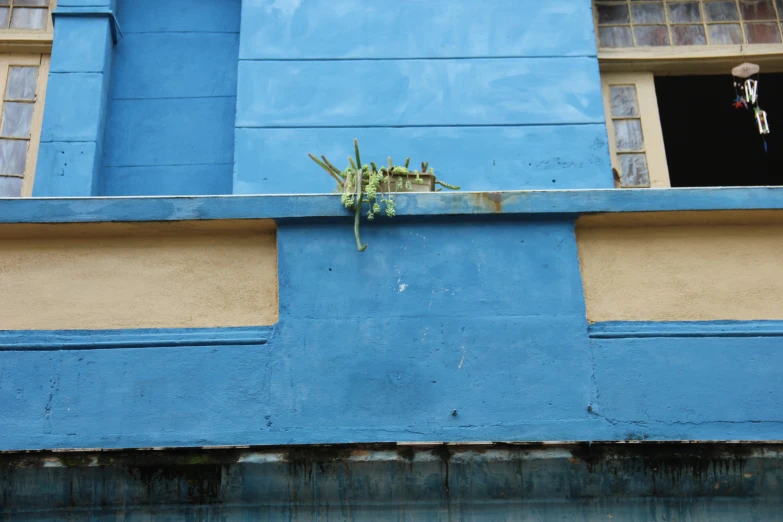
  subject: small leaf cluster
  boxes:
[309,139,459,251]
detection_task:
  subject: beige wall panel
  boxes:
[577,211,783,322]
[0,220,278,330]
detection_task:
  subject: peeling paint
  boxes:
[470,191,504,213]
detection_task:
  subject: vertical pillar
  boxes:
[33,1,118,197]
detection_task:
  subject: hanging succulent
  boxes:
[309,139,460,251]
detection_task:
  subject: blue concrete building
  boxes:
[2,0,783,519]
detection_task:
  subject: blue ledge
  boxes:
[53,7,123,42]
[590,321,783,339]
[0,327,272,351]
[1,187,783,223]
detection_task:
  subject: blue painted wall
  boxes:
[98,0,240,195]
[34,2,116,197]
[4,196,783,448]
[592,335,783,436]
[234,0,613,194]
[34,0,612,196]
[18,0,781,454]
[0,217,602,449]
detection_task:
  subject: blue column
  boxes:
[33,1,118,197]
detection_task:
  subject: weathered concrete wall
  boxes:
[1,443,780,521]
[3,197,783,449]
[0,215,599,449]
[234,0,613,193]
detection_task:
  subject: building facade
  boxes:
[2,0,783,520]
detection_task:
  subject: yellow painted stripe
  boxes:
[577,211,783,322]
[0,220,278,330]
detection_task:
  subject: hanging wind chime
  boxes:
[732,62,770,152]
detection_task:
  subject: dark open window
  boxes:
[656,73,783,187]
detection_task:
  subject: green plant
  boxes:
[309,139,460,251]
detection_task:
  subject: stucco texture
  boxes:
[577,211,783,322]
[0,221,277,330]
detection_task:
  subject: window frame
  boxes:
[0,0,54,196]
[0,0,55,54]
[594,0,783,51]
[0,53,49,196]
[593,1,783,188]
[601,72,671,188]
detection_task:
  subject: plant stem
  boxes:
[354,169,367,251]
[435,180,461,190]
[354,139,362,170]
[354,204,367,252]
[321,156,345,179]
[309,154,343,184]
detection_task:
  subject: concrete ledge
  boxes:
[4,187,783,223]
[590,320,783,339]
[0,327,272,351]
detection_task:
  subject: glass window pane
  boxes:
[0,139,28,175]
[614,119,645,151]
[672,24,707,45]
[1,102,34,138]
[708,23,744,44]
[705,1,741,21]
[745,22,782,41]
[14,0,50,5]
[593,0,783,48]
[618,153,650,187]
[632,3,666,24]
[6,67,38,101]
[610,86,640,117]
[597,4,630,24]
[0,7,9,28]
[10,7,47,30]
[668,3,703,23]
[740,0,777,20]
[0,176,22,197]
[635,25,670,46]
[598,26,634,47]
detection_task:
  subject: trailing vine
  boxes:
[309,139,460,251]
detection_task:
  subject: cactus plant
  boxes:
[309,139,460,251]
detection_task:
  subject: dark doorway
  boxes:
[655,73,783,187]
